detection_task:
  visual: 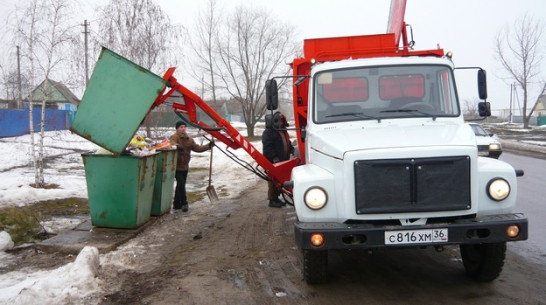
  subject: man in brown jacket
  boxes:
[169,121,213,212]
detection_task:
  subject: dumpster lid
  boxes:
[70,47,167,154]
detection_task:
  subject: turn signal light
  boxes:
[310,233,325,247]
[506,225,520,238]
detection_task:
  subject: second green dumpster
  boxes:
[151,150,177,216]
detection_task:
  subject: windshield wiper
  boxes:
[380,109,436,121]
[325,112,381,123]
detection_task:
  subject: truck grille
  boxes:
[354,156,471,214]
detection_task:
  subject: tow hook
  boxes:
[434,245,444,252]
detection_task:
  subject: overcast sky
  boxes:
[1,0,545,114]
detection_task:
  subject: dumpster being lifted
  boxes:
[71,48,167,154]
[72,48,169,228]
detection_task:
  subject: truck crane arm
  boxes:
[152,67,301,195]
[386,0,408,48]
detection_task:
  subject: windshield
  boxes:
[313,64,460,124]
[470,124,488,136]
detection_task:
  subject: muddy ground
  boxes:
[86,180,544,304]
[4,176,546,304]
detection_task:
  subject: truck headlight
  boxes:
[487,178,510,201]
[304,187,328,210]
[489,143,501,151]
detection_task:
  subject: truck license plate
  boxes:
[385,228,448,245]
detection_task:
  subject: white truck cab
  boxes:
[285,55,527,284]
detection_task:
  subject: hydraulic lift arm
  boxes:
[387,0,408,48]
[152,67,301,192]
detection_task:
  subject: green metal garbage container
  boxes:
[82,152,158,228]
[70,47,167,154]
[151,150,177,216]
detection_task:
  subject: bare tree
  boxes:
[463,98,479,120]
[2,70,30,102]
[214,5,298,137]
[189,0,222,107]
[495,13,545,129]
[12,0,78,187]
[96,0,182,73]
[96,0,183,137]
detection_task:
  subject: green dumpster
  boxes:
[82,152,158,228]
[151,150,177,216]
[70,47,167,154]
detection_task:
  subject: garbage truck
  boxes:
[72,0,527,285]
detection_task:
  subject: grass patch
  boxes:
[189,166,208,172]
[29,183,60,189]
[187,191,206,203]
[0,198,89,246]
[216,186,230,197]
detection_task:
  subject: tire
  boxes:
[302,249,328,284]
[460,242,506,282]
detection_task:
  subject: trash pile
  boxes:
[125,135,172,156]
[93,135,173,156]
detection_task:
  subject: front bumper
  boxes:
[294,213,527,250]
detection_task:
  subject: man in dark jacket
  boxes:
[262,113,292,208]
[169,121,213,212]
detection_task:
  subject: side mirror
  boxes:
[266,79,278,110]
[478,101,491,117]
[478,69,487,100]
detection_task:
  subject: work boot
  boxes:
[181,204,189,212]
[268,200,283,208]
[173,201,182,210]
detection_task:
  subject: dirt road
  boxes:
[89,180,546,305]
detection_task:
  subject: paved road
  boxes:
[500,152,546,265]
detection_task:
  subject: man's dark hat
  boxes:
[176,121,186,129]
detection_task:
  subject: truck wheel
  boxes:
[302,249,328,284]
[460,242,506,282]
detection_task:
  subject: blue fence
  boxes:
[0,108,75,138]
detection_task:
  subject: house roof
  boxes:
[533,95,545,112]
[26,79,80,106]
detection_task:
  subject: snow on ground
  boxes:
[0,123,263,305]
[0,123,263,208]
[0,246,100,305]
[0,131,100,207]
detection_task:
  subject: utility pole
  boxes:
[82,20,89,86]
[16,46,23,109]
[509,83,513,123]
